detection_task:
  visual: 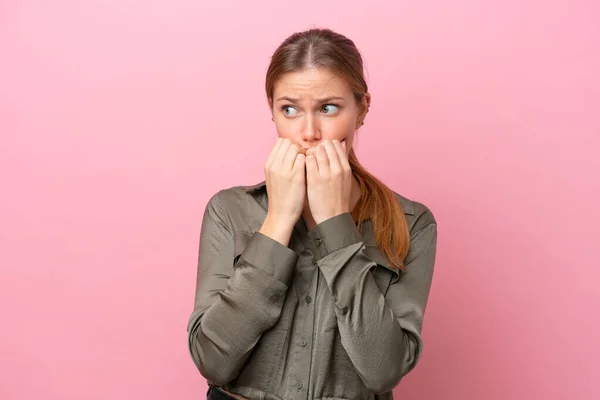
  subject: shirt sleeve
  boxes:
[308,208,437,393]
[186,191,298,385]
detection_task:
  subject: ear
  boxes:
[356,92,371,128]
[362,92,371,118]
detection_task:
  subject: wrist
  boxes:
[313,210,350,226]
[259,215,295,246]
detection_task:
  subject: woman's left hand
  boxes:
[305,140,353,225]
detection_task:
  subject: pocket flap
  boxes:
[233,231,253,265]
[364,245,400,285]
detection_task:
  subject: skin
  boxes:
[267,67,371,230]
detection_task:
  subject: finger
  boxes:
[333,140,350,170]
[315,143,330,177]
[265,137,282,168]
[293,153,306,176]
[283,142,302,172]
[274,138,292,168]
[322,141,341,174]
[306,154,318,183]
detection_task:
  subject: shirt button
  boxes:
[305,295,312,304]
[296,382,303,390]
[300,340,307,347]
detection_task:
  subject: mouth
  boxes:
[301,140,347,154]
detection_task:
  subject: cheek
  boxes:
[273,114,356,143]
[344,132,356,154]
[323,116,356,140]
[274,121,296,139]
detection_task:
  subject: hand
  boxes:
[262,138,306,233]
[305,140,352,225]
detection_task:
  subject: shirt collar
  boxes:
[244,180,267,194]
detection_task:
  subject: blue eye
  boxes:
[321,104,339,114]
[282,106,298,117]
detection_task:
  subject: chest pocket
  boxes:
[364,244,397,296]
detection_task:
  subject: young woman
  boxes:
[187,28,438,400]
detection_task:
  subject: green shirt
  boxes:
[187,181,438,400]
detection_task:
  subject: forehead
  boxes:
[273,68,353,99]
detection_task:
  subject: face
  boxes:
[269,67,369,155]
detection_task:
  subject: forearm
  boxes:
[188,229,298,384]
[319,245,418,392]
[309,212,432,393]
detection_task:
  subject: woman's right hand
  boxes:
[260,138,306,244]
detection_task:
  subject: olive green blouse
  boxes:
[187,181,438,400]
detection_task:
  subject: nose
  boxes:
[300,114,320,142]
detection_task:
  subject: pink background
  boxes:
[1,1,599,399]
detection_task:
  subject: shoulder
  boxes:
[204,182,267,233]
[208,184,257,207]
[392,190,437,234]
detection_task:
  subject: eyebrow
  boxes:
[275,96,345,103]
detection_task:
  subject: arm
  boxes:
[309,208,437,393]
[186,191,298,385]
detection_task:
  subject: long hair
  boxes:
[265,28,410,269]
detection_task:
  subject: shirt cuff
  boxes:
[239,231,298,286]
[307,212,363,260]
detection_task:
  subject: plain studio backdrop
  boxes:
[1,1,598,399]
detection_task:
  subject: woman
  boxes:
[187,28,438,400]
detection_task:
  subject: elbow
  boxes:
[363,369,405,394]
[188,329,240,386]
[196,364,236,387]
[364,338,421,393]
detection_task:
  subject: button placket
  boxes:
[292,263,319,400]
[289,304,308,399]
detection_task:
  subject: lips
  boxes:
[301,140,346,154]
